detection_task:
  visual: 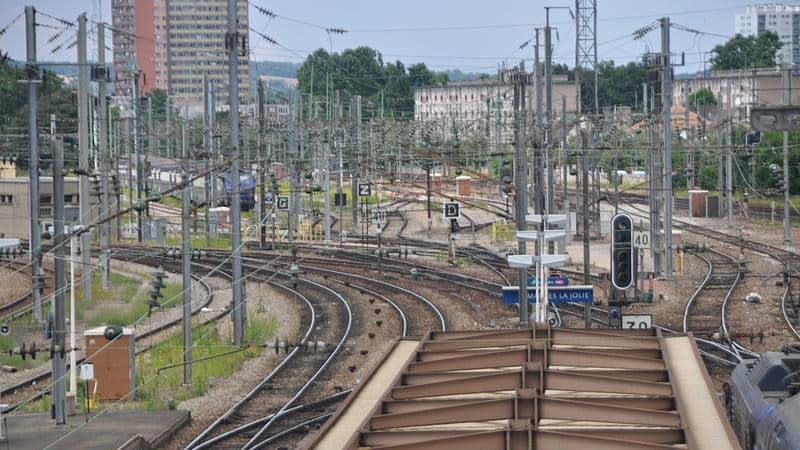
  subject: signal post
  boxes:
[610,214,634,327]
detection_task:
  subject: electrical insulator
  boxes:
[32,270,48,293]
[146,267,166,315]
[89,175,102,198]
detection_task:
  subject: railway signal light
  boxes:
[611,214,634,290]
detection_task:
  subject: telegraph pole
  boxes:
[78,14,93,301]
[534,29,544,214]
[52,139,67,425]
[98,22,111,289]
[351,96,362,231]
[544,18,554,215]
[133,71,143,242]
[782,65,792,244]
[203,73,212,246]
[25,6,43,322]
[512,64,529,327]
[257,79,266,247]
[726,83,734,228]
[660,17,674,279]
[181,124,192,384]
[228,0,245,345]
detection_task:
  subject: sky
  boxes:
[2,1,799,75]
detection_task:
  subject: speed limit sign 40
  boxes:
[633,231,650,249]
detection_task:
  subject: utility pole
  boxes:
[335,90,344,246]
[660,17,674,279]
[165,96,172,159]
[52,139,67,425]
[257,78,266,247]
[685,92,695,189]
[98,22,111,289]
[25,6,43,322]
[562,95,570,249]
[227,0,244,345]
[323,141,331,244]
[133,71,143,242]
[512,64,529,327]
[203,73,212,247]
[726,84,734,228]
[783,65,792,244]
[534,28,544,214]
[351,95,362,231]
[544,18,554,216]
[78,14,93,301]
[581,131,591,328]
[209,81,216,237]
[181,124,192,384]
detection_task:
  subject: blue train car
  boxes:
[220,172,256,212]
[729,351,800,449]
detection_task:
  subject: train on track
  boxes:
[728,350,800,449]
[219,171,256,212]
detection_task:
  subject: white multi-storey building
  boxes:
[413,72,579,146]
[735,4,800,67]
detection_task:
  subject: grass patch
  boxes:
[133,317,277,409]
[164,236,232,249]
[0,331,42,368]
[76,272,181,327]
[88,281,181,327]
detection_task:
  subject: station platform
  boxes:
[1,409,189,450]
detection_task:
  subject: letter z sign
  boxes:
[358,183,372,197]
[443,202,460,219]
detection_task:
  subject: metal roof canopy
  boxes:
[304,327,741,450]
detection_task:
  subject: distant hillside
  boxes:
[251,61,300,79]
[10,60,78,78]
[443,69,490,82]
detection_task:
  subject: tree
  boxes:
[709,32,783,70]
[408,63,447,88]
[687,88,717,109]
[297,48,451,118]
[143,88,167,121]
[550,60,647,110]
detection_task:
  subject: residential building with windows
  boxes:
[111,0,250,116]
[735,4,800,67]
[413,71,579,146]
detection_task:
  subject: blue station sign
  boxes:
[502,285,594,304]
[527,277,570,287]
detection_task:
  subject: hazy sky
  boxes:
[2,1,798,75]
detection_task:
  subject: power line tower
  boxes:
[575,0,598,114]
[574,0,601,238]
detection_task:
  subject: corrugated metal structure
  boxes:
[304,327,741,450]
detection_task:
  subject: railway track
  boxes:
[185,263,353,449]
[682,245,744,338]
